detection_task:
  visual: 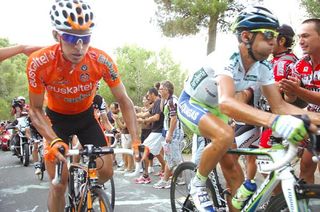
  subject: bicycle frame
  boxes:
[227,143,304,211]
[66,150,104,211]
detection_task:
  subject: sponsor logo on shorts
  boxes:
[179,102,199,121]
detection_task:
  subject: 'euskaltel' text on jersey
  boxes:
[183,50,275,107]
[26,44,121,115]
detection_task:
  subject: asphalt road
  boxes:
[0,150,173,212]
[1,149,319,212]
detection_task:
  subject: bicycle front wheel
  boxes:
[266,184,320,211]
[170,161,217,212]
[88,187,113,212]
[103,177,115,210]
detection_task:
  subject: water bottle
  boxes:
[232,179,257,209]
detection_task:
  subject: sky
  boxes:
[0,0,307,73]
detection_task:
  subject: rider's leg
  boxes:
[300,149,317,183]
[45,159,68,212]
[32,142,39,163]
[245,155,257,180]
[96,154,113,183]
[197,113,234,179]
[220,152,244,211]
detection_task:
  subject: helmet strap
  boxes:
[246,33,258,61]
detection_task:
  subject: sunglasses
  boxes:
[250,29,279,40]
[56,30,91,45]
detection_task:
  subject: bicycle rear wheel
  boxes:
[266,184,320,211]
[89,187,113,212]
[170,161,217,212]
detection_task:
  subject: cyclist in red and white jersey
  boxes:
[26,1,140,211]
[271,24,298,82]
[280,18,320,184]
[260,24,300,149]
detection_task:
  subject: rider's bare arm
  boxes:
[217,75,277,128]
[28,92,58,145]
[234,88,253,103]
[262,83,320,125]
[0,45,42,62]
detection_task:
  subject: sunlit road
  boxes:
[0,150,173,212]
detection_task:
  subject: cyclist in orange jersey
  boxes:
[26,1,140,211]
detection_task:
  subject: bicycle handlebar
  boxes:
[260,142,298,172]
[261,132,319,172]
[52,145,137,185]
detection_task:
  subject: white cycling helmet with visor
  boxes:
[49,0,95,31]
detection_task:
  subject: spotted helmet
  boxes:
[49,0,95,31]
[232,6,279,32]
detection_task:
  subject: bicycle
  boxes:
[53,144,135,212]
[170,133,320,212]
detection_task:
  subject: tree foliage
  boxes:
[101,45,187,106]
[301,0,320,18]
[0,38,29,120]
[153,0,247,55]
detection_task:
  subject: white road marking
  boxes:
[0,164,22,170]
[0,183,49,195]
[16,205,39,212]
[115,198,170,206]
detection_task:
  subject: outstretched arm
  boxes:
[0,45,43,62]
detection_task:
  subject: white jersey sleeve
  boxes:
[184,50,275,108]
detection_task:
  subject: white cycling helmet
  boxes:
[17,96,26,102]
[49,0,95,31]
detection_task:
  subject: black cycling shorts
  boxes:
[46,107,107,147]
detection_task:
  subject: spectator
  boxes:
[280,18,320,184]
[135,88,166,184]
[111,102,134,173]
[153,80,184,189]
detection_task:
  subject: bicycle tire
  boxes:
[265,184,320,211]
[170,161,217,212]
[86,187,113,212]
[103,177,115,210]
[22,143,29,166]
[38,145,45,180]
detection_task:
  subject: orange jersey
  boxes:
[26,44,121,115]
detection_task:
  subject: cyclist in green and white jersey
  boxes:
[177,6,320,212]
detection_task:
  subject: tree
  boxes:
[0,38,29,120]
[99,45,187,106]
[153,0,247,55]
[301,0,320,18]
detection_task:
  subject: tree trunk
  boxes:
[207,15,218,55]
